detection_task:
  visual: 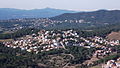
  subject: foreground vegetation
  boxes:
[0,22,120,68]
[0,42,96,68]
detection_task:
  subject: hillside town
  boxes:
[0,18,88,33]
[1,0,120,68]
[2,29,120,68]
[3,30,120,55]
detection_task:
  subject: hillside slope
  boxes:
[107,31,120,40]
[51,10,120,24]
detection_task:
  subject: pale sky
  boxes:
[0,0,120,11]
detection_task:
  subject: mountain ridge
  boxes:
[0,8,76,20]
[50,9,120,24]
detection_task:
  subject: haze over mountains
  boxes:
[1,9,120,30]
[0,8,76,20]
[51,10,120,24]
[1,8,120,26]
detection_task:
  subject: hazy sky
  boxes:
[0,0,119,11]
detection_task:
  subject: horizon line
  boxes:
[0,7,120,12]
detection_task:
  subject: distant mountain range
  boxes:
[51,10,120,24]
[0,8,76,20]
[1,9,120,30]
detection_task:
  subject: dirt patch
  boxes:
[106,31,120,40]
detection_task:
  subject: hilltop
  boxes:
[51,10,120,24]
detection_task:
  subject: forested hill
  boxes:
[51,10,120,24]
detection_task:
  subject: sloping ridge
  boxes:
[50,10,120,24]
[106,31,120,40]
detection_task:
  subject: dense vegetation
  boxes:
[0,42,96,68]
[66,46,96,64]
[76,23,120,37]
[0,43,39,68]
[1,23,120,39]
[89,45,120,67]
[0,28,105,39]
[0,28,39,39]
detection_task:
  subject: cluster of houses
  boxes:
[86,36,120,58]
[3,30,120,55]
[3,30,80,53]
[0,18,88,33]
[0,18,86,25]
[90,36,120,46]
[80,37,100,48]
[93,47,113,58]
[103,59,120,68]
[79,36,120,58]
